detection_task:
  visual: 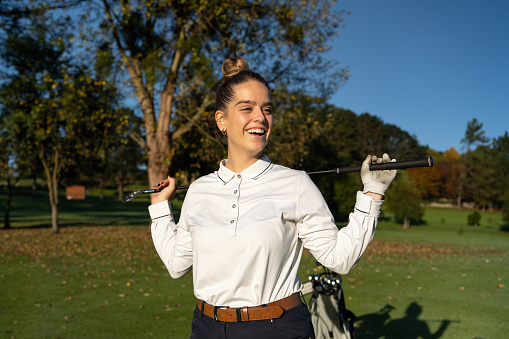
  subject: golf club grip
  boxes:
[336,157,433,174]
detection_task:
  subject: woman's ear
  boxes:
[215,110,226,130]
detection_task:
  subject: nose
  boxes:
[253,106,267,122]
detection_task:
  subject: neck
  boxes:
[225,151,263,173]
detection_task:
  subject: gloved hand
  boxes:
[361,153,397,196]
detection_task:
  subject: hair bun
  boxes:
[221,57,249,82]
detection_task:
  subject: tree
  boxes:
[384,176,424,229]
[303,107,362,221]
[492,132,509,219]
[465,145,497,211]
[0,130,17,229]
[0,22,128,233]
[461,118,490,153]
[1,0,81,28]
[74,0,348,187]
[78,110,146,201]
[0,99,37,228]
[407,149,441,200]
[502,191,509,225]
[434,147,462,202]
[467,210,481,226]
[458,118,490,210]
[355,113,427,161]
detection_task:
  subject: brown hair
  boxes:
[215,57,270,112]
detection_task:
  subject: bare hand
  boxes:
[151,176,177,204]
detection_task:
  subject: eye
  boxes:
[263,107,273,115]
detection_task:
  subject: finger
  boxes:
[154,179,170,190]
[382,153,390,163]
[371,155,378,164]
[361,155,372,170]
[376,156,383,164]
[166,176,176,189]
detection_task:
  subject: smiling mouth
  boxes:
[246,128,267,136]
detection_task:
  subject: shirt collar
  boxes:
[217,155,273,184]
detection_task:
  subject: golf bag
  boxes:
[302,264,356,339]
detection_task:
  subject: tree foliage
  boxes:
[70,0,350,186]
[461,118,490,153]
[467,210,481,226]
[0,18,130,232]
[384,176,425,229]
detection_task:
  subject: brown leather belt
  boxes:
[197,293,302,322]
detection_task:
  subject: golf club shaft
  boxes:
[122,157,433,202]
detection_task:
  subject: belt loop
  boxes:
[200,300,205,320]
[236,307,242,322]
[242,307,249,322]
[214,306,219,321]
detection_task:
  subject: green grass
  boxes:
[0,185,186,228]
[1,185,509,338]
[1,227,196,338]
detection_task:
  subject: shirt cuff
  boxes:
[148,200,173,220]
[354,191,383,217]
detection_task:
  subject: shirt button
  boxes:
[230,220,234,224]
[232,204,236,208]
[234,190,238,194]
[237,174,241,178]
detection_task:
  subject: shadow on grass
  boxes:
[355,302,454,339]
[499,224,509,232]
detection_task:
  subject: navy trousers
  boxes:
[189,302,316,339]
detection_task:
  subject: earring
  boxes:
[222,130,227,136]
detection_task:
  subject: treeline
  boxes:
[1,1,508,231]
[408,128,509,214]
[1,0,351,232]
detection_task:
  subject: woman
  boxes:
[149,57,397,338]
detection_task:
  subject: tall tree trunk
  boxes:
[49,163,60,234]
[32,169,38,197]
[403,216,410,229]
[49,190,59,233]
[40,147,62,234]
[117,170,125,201]
[147,148,170,187]
[144,90,174,187]
[99,177,105,200]
[46,169,60,234]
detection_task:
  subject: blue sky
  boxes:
[328,0,509,153]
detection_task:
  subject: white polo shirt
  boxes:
[149,155,383,307]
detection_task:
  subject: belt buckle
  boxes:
[213,306,229,321]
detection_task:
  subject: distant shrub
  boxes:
[467,210,481,226]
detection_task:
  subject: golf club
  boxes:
[121,157,433,203]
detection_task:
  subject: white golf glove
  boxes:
[361,153,397,196]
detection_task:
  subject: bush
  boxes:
[467,210,481,226]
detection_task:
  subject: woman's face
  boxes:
[216,80,273,160]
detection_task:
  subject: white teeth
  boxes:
[247,128,265,135]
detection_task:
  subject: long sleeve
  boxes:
[296,174,382,274]
[149,199,193,278]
